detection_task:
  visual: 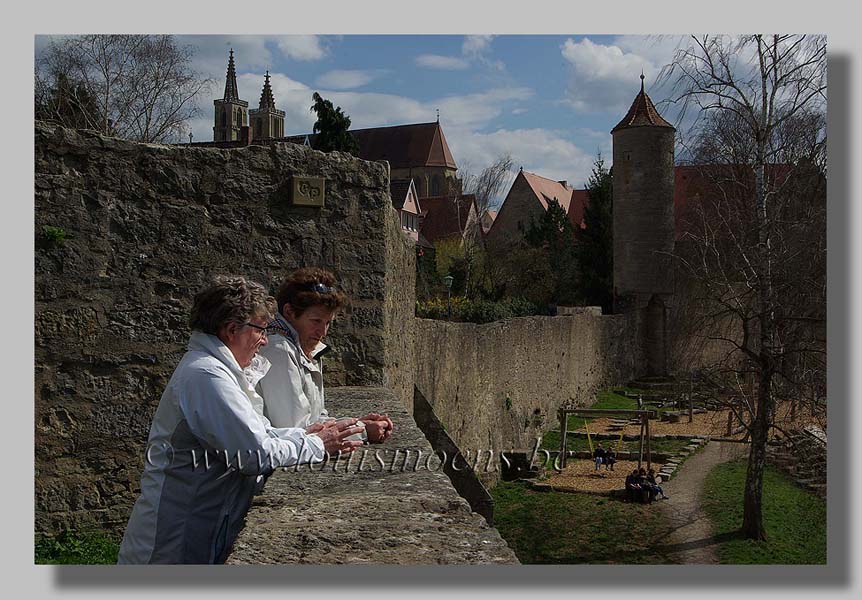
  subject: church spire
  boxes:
[258,71,275,109]
[223,48,240,102]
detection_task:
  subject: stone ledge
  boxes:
[227,386,518,564]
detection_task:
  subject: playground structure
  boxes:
[557,407,658,471]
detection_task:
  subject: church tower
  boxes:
[611,74,676,376]
[249,71,285,140]
[213,49,249,142]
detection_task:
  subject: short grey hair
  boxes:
[189,275,276,335]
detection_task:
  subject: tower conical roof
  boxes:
[611,74,674,133]
[223,49,240,102]
[258,71,276,109]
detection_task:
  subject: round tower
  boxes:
[611,75,675,375]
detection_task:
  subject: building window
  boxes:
[402,211,408,229]
[431,175,441,196]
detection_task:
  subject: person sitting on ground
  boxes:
[624,469,643,502]
[639,467,658,503]
[647,468,669,499]
[257,267,393,443]
[593,444,606,471]
[118,276,364,564]
[604,447,617,471]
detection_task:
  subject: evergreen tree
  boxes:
[35,73,104,131]
[576,155,614,313]
[310,92,360,156]
[524,198,580,305]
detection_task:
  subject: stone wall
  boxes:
[413,312,643,486]
[228,387,517,564]
[34,122,414,536]
[382,193,416,412]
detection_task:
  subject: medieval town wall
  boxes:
[413,312,644,486]
[34,122,414,535]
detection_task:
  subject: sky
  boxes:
[184,35,692,204]
[39,34,689,203]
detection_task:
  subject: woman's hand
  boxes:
[360,412,394,443]
[305,420,337,434]
[311,418,365,455]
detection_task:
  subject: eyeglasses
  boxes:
[243,322,269,337]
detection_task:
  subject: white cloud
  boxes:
[462,35,493,58]
[416,35,505,72]
[560,37,662,113]
[314,69,386,90]
[448,127,598,199]
[185,35,274,82]
[415,54,470,70]
[276,35,327,61]
[611,35,686,68]
[434,87,533,129]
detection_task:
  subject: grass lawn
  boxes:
[491,480,679,564]
[35,529,120,565]
[702,460,827,564]
[541,431,692,455]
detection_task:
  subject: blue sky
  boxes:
[170,34,687,198]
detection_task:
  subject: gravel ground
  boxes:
[545,459,665,493]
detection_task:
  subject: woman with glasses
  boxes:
[118,276,364,564]
[257,267,394,443]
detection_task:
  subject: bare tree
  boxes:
[458,154,514,298]
[659,35,826,540]
[36,35,213,143]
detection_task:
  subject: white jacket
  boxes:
[117,332,325,564]
[256,316,328,429]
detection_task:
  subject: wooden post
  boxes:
[688,393,694,423]
[726,404,734,437]
[559,408,568,469]
[638,414,645,470]
[645,412,652,472]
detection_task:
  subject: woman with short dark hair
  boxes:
[258,267,394,443]
[118,276,364,564]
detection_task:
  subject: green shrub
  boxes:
[35,529,120,565]
[39,225,67,249]
[416,296,546,323]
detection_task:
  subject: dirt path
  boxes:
[655,440,748,564]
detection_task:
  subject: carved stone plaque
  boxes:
[291,176,325,207]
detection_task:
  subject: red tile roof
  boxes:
[521,171,575,213]
[673,164,795,240]
[418,194,477,244]
[568,189,589,229]
[281,121,458,170]
[350,122,457,169]
[611,79,674,133]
